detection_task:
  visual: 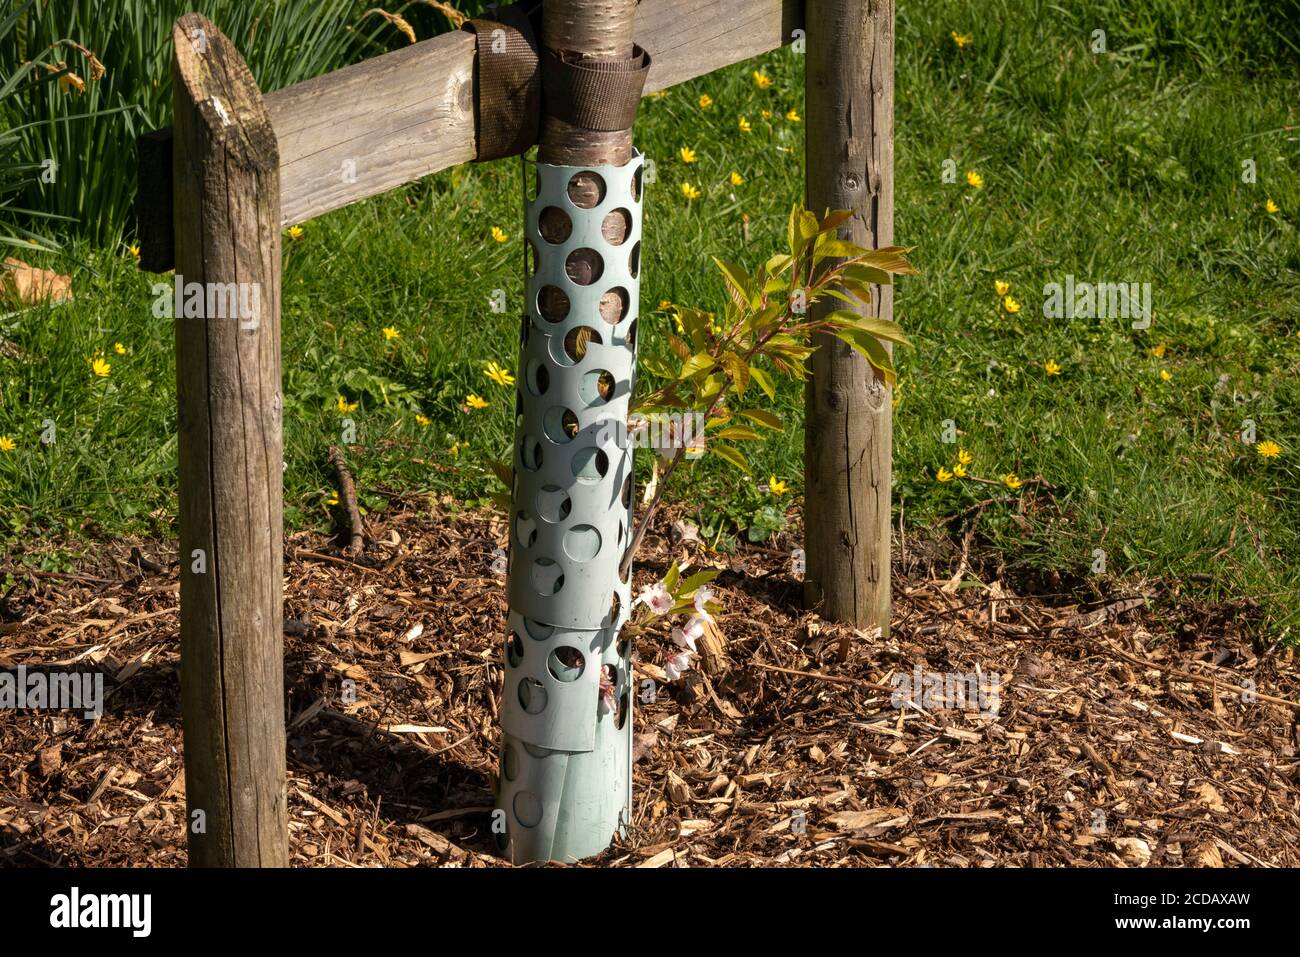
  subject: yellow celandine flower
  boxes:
[1265,199,1279,215]
[1003,295,1021,313]
[336,396,358,414]
[465,393,489,410]
[449,441,465,458]
[287,225,304,240]
[128,243,140,259]
[994,280,1009,296]
[114,342,126,355]
[953,463,968,478]
[325,490,340,506]
[951,31,973,47]
[698,94,713,108]
[1044,359,1062,376]
[491,226,509,243]
[485,361,515,387]
[729,171,745,186]
[1159,369,1172,381]
[738,116,752,133]
[958,448,973,465]
[658,299,672,310]
[936,467,954,483]
[785,108,800,122]
[761,109,772,120]
[679,146,697,164]
[1151,343,1166,358]
[415,414,431,427]
[383,326,400,341]
[769,475,789,496]
[753,70,773,89]
[966,170,984,189]
[1003,473,1023,490]
[1256,440,1281,459]
[680,181,701,200]
[0,436,15,453]
[91,357,111,378]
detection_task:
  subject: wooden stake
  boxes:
[171,13,288,867]
[804,0,895,635]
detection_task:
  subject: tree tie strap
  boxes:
[463,6,652,158]
[462,4,541,161]
[540,45,652,132]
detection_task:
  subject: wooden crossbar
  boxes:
[138,0,798,268]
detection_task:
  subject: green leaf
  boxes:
[679,352,715,379]
[719,351,750,396]
[710,443,751,473]
[489,460,513,489]
[664,561,681,591]
[679,569,722,595]
[713,257,752,309]
[842,263,893,286]
[748,364,777,399]
[713,425,761,441]
[833,328,897,385]
[737,408,783,431]
[824,310,910,345]
[858,246,919,275]
[818,209,855,234]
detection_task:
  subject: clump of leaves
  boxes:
[625,205,917,572]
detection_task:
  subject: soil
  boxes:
[2,500,1297,867]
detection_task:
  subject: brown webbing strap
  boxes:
[462,4,540,161]
[540,45,652,132]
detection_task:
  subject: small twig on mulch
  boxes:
[328,445,365,554]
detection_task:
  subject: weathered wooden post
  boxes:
[804,0,895,634]
[170,12,288,867]
[497,0,648,863]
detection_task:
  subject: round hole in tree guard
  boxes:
[519,313,529,346]
[523,742,551,758]
[567,170,606,208]
[565,248,604,285]
[513,790,543,827]
[547,646,585,683]
[529,558,564,596]
[525,238,538,275]
[520,435,543,471]
[502,743,519,781]
[526,360,550,397]
[505,632,524,667]
[523,617,553,641]
[537,284,570,323]
[579,369,615,405]
[563,524,602,562]
[514,510,537,548]
[629,242,641,279]
[599,286,629,325]
[494,826,510,852]
[518,677,548,715]
[601,207,631,244]
[631,165,642,202]
[571,447,609,484]
[535,484,571,522]
[616,637,630,659]
[610,589,621,621]
[538,206,572,243]
[614,689,629,730]
[627,318,638,349]
[562,326,602,364]
[543,406,579,443]
[621,475,633,509]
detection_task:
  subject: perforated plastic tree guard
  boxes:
[497,153,644,863]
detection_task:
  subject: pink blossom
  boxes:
[664,650,694,682]
[636,580,674,616]
[671,617,705,653]
[693,585,715,622]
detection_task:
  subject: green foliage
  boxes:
[0,0,379,242]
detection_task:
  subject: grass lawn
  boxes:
[1,0,1297,633]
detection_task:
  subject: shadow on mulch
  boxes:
[1,499,1298,867]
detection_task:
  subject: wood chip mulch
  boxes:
[2,501,1298,867]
